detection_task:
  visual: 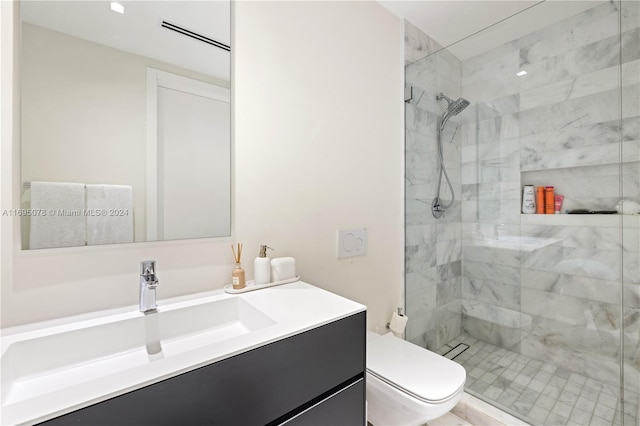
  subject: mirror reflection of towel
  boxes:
[86,184,134,245]
[29,181,86,249]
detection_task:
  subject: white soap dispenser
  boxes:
[254,245,273,286]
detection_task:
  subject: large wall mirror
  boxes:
[19,1,231,250]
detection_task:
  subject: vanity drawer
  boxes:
[39,311,365,426]
[279,378,365,426]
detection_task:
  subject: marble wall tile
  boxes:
[438,49,463,85]
[406,152,439,183]
[462,313,521,351]
[405,197,432,227]
[406,282,438,319]
[433,300,463,347]
[463,41,519,83]
[521,245,621,281]
[623,305,640,394]
[437,260,462,282]
[623,251,640,285]
[624,283,640,308]
[520,63,622,112]
[552,87,622,130]
[462,276,521,311]
[519,30,633,93]
[435,222,461,241]
[435,314,463,350]
[406,310,433,344]
[406,243,437,273]
[521,287,620,332]
[522,142,633,171]
[460,183,479,201]
[461,162,479,186]
[462,75,521,107]
[519,117,632,155]
[623,0,640,30]
[521,268,621,305]
[406,266,438,295]
[406,224,436,246]
[406,22,463,343]
[436,238,462,266]
[405,85,441,117]
[464,260,520,286]
[461,181,520,204]
[438,276,462,307]
[405,103,439,137]
[520,223,623,251]
[462,300,523,329]
[519,2,619,66]
[472,95,520,123]
[462,244,521,268]
[404,19,442,66]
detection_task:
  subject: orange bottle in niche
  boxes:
[536,187,545,214]
[545,186,555,214]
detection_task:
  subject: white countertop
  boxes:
[0,281,366,425]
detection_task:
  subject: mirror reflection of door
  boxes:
[146,70,230,241]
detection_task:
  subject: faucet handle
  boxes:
[141,260,156,276]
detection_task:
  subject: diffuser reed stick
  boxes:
[231,243,243,263]
[231,243,246,289]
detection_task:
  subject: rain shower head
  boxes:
[445,98,470,117]
[437,92,470,127]
[437,92,469,117]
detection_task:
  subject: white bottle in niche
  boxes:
[254,245,273,285]
[522,185,536,214]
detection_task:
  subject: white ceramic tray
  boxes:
[224,276,300,294]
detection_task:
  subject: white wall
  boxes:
[1,1,404,332]
[234,1,404,331]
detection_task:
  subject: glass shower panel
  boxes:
[403,1,636,425]
[405,37,464,352]
[621,1,640,424]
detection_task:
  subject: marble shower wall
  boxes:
[404,21,463,351]
[458,0,640,394]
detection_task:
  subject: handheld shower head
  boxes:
[438,93,470,126]
[432,92,471,219]
[446,98,470,117]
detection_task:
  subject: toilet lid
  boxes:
[367,333,466,403]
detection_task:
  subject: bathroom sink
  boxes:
[1,295,275,406]
[0,281,365,425]
[1,315,148,406]
[155,297,276,356]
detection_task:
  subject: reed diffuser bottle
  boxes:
[231,243,246,289]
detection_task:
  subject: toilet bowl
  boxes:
[366,332,466,426]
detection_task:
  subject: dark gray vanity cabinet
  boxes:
[40,311,366,426]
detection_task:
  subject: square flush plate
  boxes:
[336,228,367,259]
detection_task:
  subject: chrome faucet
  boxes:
[139,260,159,313]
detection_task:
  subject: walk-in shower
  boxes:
[405,1,638,425]
[432,93,469,219]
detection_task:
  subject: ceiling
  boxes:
[378,0,606,60]
[20,1,230,81]
[21,1,605,75]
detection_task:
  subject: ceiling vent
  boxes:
[161,21,230,52]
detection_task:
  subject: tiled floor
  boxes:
[436,333,639,426]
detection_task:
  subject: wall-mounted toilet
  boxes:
[366,332,466,426]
